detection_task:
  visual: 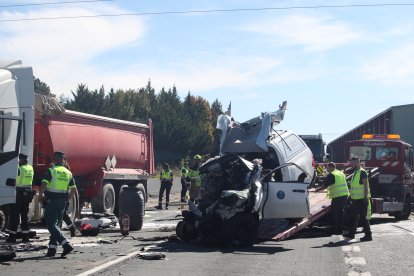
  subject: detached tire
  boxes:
[394,196,412,220]
[91,183,116,214]
[119,184,145,231]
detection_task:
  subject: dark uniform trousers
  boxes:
[181,177,188,200]
[349,199,371,237]
[8,188,32,235]
[159,181,173,206]
[330,195,348,234]
[44,195,68,247]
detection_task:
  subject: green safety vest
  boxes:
[181,167,189,178]
[351,168,372,220]
[350,169,371,200]
[188,168,201,187]
[161,170,173,181]
[45,165,73,194]
[17,164,34,188]
[327,169,349,199]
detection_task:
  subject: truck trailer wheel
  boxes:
[118,184,146,231]
[66,190,80,221]
[394,196,412,220]
[0,207,7,231]
[91,183,116,214]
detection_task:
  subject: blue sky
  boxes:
[2,0,414,143]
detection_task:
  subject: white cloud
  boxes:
[243,14,363,51]
[359,44,414,85]
[0,3,146,93]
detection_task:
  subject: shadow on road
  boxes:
[147,238,293,255]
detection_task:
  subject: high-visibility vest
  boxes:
[181,167,189,178]
[45,165,73,194]
[17,164,34,188]
[350,168,371,200]
[188,168,201,187]
[161,170,173,181]
[327,169,349,199]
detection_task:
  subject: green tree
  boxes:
[34,77,53,96]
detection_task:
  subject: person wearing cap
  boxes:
[188,155,202,202]
[156,163,173,210]
[39,152,76,257]
[180,161,190,203]
[343,157,372,241]
[323,162,349,235]
[6,153,34,243]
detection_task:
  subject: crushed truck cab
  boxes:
[176,102,316,245]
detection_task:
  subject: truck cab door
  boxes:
[0,116,22,206]
[262,181,310,219]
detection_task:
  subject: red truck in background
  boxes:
[316,134,413,220]
[31,100,154,221]
[0,61,154,228]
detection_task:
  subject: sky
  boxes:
[2,0,414,143]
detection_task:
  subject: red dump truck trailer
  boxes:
[31,107,154,219]
[1,61,154,230]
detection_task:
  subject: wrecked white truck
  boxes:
[176,101,316,245]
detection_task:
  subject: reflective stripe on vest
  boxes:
[189,169,201,187]
[161,170,173,180]
[46,166,72,193]
[17,164,34,187]
[327,169,349,199]
[350,169,371,200]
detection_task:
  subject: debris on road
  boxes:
[0,245,16,262]
[138,252,166,260]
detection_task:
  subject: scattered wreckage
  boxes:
[177,101,316,246]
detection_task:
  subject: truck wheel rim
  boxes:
[105,190,114,210]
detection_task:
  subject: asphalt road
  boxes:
[94,214,414,276]
[1,195,414,276]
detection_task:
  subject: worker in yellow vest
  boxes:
[343,157,372,241]
[6,154,34,243]
[324,162,349,235]
[180,161,190,203]
[156,163,173,210]
[39,152,76,257]
[188,155,202,202]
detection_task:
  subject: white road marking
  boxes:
[75,249,141,276]
[345,257,367,266]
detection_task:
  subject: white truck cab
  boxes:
[216,101,314,219]
[0,60,35,229]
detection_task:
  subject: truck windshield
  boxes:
[350,146,372,161]
[375,147,399,161]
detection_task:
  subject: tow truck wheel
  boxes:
[394,196,412,220]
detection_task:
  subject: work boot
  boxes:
[69,226,77,237]
[6,234,16,244]
[360,235,372,242]
[155,205,162,210]
[61,243,74,257]
[46,248,56,257]
[165,203,169,210]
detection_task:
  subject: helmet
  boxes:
[193,154,202,160]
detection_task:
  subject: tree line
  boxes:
[35,78,225,163]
